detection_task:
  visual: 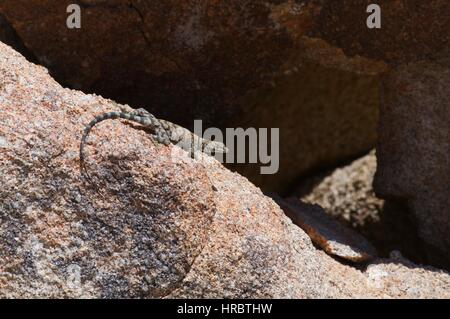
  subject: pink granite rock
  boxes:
[0,42,449,298]
[374,61,450,268]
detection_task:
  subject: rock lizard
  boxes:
[79,103,228,181]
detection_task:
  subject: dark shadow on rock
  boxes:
[0,12,38,64]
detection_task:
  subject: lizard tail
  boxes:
[79,111,153,177]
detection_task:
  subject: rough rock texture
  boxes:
[0,45,218,298]
[294,151,429,266]
[1,42,450,299]
[374,61,450,268]
[0,1,384,192]
[297,150,383,227]
[276,197,376,263]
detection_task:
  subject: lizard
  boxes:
[79,103,228,183]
